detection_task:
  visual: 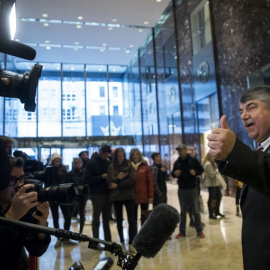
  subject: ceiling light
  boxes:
[78,16,83,20]
[9,2,16,39]
[143,21,149,25]
[108,27,113,31]
[138,29,143,33]
[126,50,130,54]
[76,25,82,29]
[102,43,107,47]
[156,0,162,2]
[129,45,134,48]
[45,40,50,43]
[112,19,117,22]
[74,42,79,45]
[100,49,105,52]
[46,46,51,50]
[43,23,49,27]
[42,14,48,18]
[74,48,78,51]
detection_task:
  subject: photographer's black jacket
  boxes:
[84,153,111,194]
[0,207,50,270]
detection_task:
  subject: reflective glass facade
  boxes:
[1,0,270,168]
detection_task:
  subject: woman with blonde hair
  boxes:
[202,152,225,219]
[129,148,154,227]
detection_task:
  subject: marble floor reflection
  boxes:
[38,183,243,270]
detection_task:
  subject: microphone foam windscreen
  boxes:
[132,203,179,258]
[0,38,36,60]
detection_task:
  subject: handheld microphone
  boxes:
[0,38,36,60]
[124,203,180,270]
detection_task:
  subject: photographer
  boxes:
[0,155,51,270]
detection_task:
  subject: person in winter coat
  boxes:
[129,148,154,227]
[107,147,136,254]
[202,152,225,219]
[84,145,112,241]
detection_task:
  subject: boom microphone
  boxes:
[0,38,36,60]
[124,203,179,269]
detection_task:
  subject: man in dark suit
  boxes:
[207,85,270,270]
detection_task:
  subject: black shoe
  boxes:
[209,215,218,220]
[216,213,225,218]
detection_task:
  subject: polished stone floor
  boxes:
[38,183,243,270]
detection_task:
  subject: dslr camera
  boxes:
[25,179,77,205]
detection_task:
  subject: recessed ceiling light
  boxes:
[42,14,48,18]
[74,48,78,51]
[112,19,117,22]
[76,25,82,29]
[46,46,51,50]
[45,40,50,43]
[108,27,113,31]
[156,0,162,2]
[78,16,83,20]
[143,21,149,25]
[43,23,49,27]
[100,49,105,52]
[71,67,74,70]
[102,43,107,47]
[126,50,130,54]
[129,44,134,48]
[138,29,143,32]
[74,42,79,45]
[99,68,103,71]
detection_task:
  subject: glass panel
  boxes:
[190,0,212,56]
[86,65,109,136]
[108,65,127,136]
[38,63,61,137]
[62,64,85,136]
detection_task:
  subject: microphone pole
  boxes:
[0,217,128,268]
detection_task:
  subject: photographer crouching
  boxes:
[0,148,51,270]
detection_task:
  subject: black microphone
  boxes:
[0,38,36,60]
[124,203,180,270]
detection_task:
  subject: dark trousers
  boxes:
[208,186,222,215]
[178,187,202,234]
[134,203,148,225]
[90,193,112,241]
[235,187,242,205]
[71,194,88,233]
[50,203,71,231]
[113,200,137,244]
[153,193,167,208]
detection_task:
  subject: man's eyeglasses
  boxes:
[9,176,26,186]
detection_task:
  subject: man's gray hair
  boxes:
[240,85,270,107]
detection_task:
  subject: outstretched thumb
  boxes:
[220,115,230,129]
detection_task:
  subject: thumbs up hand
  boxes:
[207,115,236,160]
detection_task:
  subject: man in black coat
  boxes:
[84,145,112,241]
[171,144,205,239]
[208,85,270,270]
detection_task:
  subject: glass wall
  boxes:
[38,63,62,137]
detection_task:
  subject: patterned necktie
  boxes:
[256,143,264,151]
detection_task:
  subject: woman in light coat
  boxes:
[202,152,225,219]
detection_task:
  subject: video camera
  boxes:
[0,64,42,112]
[25,179,77,205]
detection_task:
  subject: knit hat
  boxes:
[79,150,89,158]
[0,139,11,191]
[51,153,62,163]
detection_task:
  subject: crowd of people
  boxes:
[0,133,243,269]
